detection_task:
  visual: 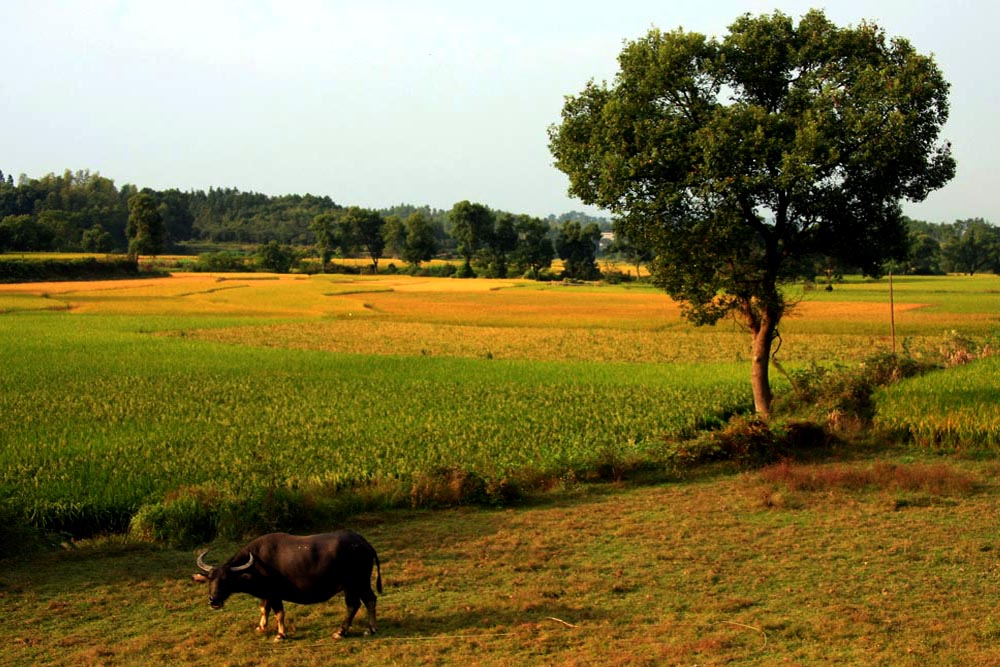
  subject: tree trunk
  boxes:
[750,309,779,419]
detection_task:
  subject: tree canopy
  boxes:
[126,192,165,258]
[449,200,494,277]
[555,219,602,280]
[549,9,955,416]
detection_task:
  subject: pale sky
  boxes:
[2,1,997,222]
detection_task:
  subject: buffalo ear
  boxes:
[192,573,209,583]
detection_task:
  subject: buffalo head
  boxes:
[192,550,255,609]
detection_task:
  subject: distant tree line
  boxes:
[1,168,996,279]
[0,168,613,280]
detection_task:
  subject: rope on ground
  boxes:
[720,620,768,648]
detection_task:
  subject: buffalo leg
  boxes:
[256,600,271,633]
[273,600,287,639]
[335,592,362,639]
[361,586,378,635]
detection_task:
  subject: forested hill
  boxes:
[0,169,344,249]
[0,169,609,253]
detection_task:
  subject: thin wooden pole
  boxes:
[889,269,896,354]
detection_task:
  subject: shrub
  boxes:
[455,262,476,279]
[408,467,522,508]
[666,417,833,470]
[191,251,250,272]
[0,257,140,283]
[216,484,314,540]
[324,262,363,275]
[601,269,634,285]
[776,353,935,426]
[426,263,457,278]
[129,481,326,547]
[666,416,781,468]
[255,241,299,273]
[409,467,489,507]
[397,262,456,277]
[130,490,218,548]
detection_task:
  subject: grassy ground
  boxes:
[5,454,1000,666]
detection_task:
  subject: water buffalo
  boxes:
[192,530,382,640]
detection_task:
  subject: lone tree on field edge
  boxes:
[548,9,955,418]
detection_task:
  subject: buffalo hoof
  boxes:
[333,631,346,640]
[274,634,287,642]
[364,628,376,637]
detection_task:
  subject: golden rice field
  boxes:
[3,271,987,364]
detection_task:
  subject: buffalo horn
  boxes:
[196,550,213,573]
[230,553,255,571]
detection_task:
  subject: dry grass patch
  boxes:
[786,300,928,320]
[758,460,979,496]
[345,286,682,329]
[751,460,982,512]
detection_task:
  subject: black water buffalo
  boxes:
[192,530,382,640]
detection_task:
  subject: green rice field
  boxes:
[1,271,998,536]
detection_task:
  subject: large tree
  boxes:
[310,212,340,271]
[510,214,554,278]
[401,210,438,267]
[341,206,386,273]
[126,191,165,259]
[549,9,954,417]
[449,200,494,277]
[485,212,519,278]
[942,218,999,275]
[555,219,602,280]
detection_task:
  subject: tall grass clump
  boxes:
[664,351,946,470]
[775,352,935,430]
[128,481,320,548]
[664,416,832,470]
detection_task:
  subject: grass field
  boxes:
[2,269,1000,665]
[7,458,1000,666]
